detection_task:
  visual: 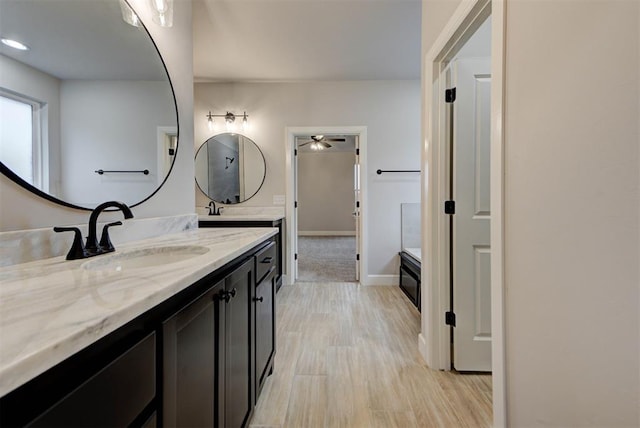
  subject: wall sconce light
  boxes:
[119,0,141,27]
[150,0,173,27]
[206,111,250,133]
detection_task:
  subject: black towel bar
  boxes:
[95,169,149,175]
[376,169,420,175]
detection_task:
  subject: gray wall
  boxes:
[194,80,421,280]
[298,151,355,234]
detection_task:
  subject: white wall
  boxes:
[0,0,194,231]
[194,80,421,278]
[0,54,61,196]
[59,80,175,206]
[298,151,355,234]
[422,0,640,426]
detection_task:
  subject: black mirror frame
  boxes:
[194,133,266,204]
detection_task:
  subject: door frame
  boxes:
[420,0,506,426]
[284,126,368,285]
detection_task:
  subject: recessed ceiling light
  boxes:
[1,38,29,51]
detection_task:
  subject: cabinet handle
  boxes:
[260,257,273,264]
[229,288,237,298]
[253,296,264,302]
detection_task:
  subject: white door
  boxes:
[293,141,299,280]
[451,58,492,372]
[353,136,361,281]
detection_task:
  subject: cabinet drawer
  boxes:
[29,332,156,428]
[255,241,276,283]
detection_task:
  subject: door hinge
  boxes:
[444,200,455,215]
[356,148,360,156]
[295,253,298,260]
[356,201,360,208]
[294,149,298,156]
[445,88,456,103]
[294,201,298,208]
[356,253,360,261]
[445,311,456,327]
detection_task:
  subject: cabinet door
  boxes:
[163,280,224,428]
[222,258,253,428]
[255,272,275,396]
[28,333,156,428]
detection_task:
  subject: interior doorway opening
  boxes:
[295,134,359,282]
[285,126,367,286]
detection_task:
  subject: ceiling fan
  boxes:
[298,135,346,150]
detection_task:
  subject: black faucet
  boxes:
[85,201,134,255]
[54,201,133,260]
[208,200,221,216]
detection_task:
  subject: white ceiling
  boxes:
[0,0,168,81]
[193,0,422,82]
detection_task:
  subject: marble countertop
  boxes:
[198,214,284,222]
[403,247,422,263]
[0,227,277,398]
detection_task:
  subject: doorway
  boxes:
[295,135,359,282]
[285,126,367,285]
[421,0,506,425]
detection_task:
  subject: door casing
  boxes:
[420,0,506,426]
[284,126,368,285]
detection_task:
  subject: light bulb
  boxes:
[119,0,141,27]
[149,0,173,27]
[242,113,249,131]
[208,118,213,131]
[1,38,29,51]
[153,0,168,13]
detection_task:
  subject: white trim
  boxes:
[298,231,356,237]
[489,1,507,426]
[421,0,506,426]
[157,126,178,185]
[285,126,368,287]
[365,275,398,286]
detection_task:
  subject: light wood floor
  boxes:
[249,282,492,428]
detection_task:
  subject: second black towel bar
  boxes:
[376,169,420,175]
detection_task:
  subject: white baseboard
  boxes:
[282,274,293,286]
[298,231,356,236]
[363,274,398,286]
[418,333,429,366]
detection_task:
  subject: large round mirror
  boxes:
[0,0,178,210]
[195,133,266,204]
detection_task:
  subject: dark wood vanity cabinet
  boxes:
[162,257,254,428]
[162,280,223,428]
[254,269,276,397]
[0,237,277,428]
[221,258,254,428]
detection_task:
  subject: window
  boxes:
[0,90,44,188]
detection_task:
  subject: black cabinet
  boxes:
[399,251,421,311]
[199,218,284,291]
[221,258,254,428]
[163,257,255,428]
[162,280,223,428]
[28,333,156,428]
[254,269,276,397]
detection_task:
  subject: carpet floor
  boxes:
[297,236,357,282]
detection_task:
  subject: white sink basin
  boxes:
[82,245,210,272]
